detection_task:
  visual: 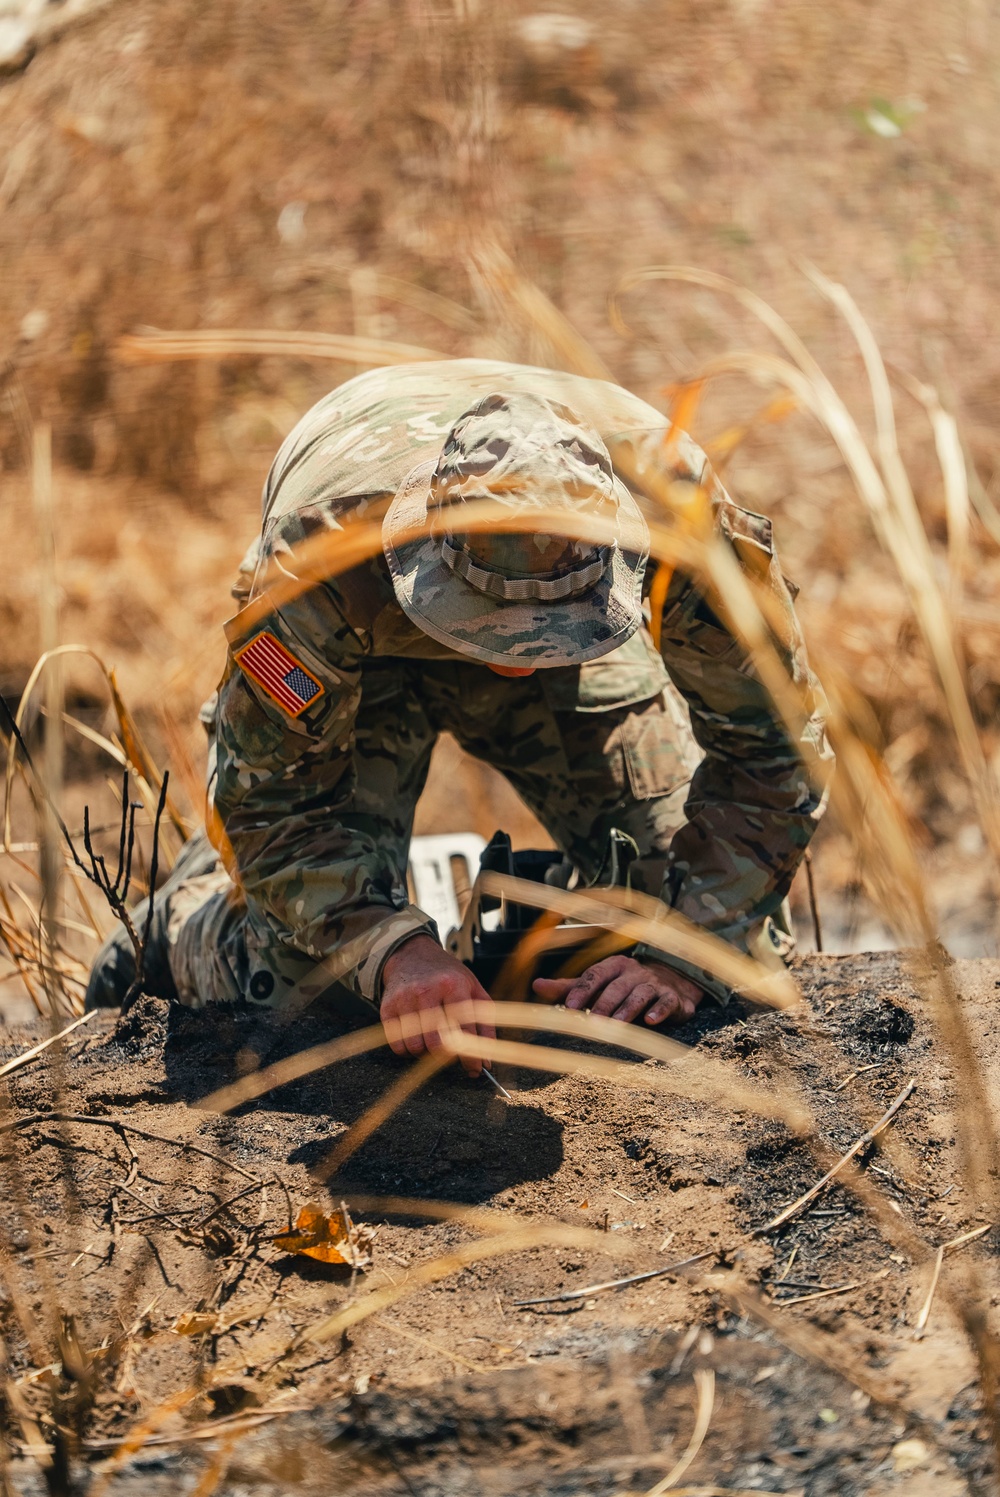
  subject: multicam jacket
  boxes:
[212,359,832,1009]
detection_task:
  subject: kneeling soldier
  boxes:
[87,359,832,1074]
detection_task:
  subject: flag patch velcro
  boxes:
[234,632,324,717]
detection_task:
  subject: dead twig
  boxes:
[775,1281,864,1307]
[832,1062,884,1093]
[755,1079,916,1234]
[82,769,169,1013]
[0,1114,260,1183]
[513,1250,716,1308]
[645,1368,715,1496]
[916,1223,994,1332]
[0,1012,95,1081]
[1,688,171,1011]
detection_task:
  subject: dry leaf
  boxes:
[578,1199,589,1209]
[173,1311,219,1337]
[271,1201,375,1269]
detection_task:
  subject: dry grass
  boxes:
[1,0,1000,1487]
[4,256,1000,1480]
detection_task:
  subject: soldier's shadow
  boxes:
[162,996,566,1206]
[161,991,742,1207]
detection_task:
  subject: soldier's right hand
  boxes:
[379,935,495,1078]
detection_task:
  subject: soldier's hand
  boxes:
[532,954,702,1026]
[380,935,495,1077]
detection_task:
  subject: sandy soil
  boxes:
[1,952,999,1494]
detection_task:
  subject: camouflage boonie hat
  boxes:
[383,392,650,667]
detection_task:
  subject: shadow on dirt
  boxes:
[111,987,743,1208]
[132,996,565,1205]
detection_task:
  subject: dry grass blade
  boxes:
[655,1489,798,1497]
[296,1221,655,1351]
[469,242,613,381]
[199,986,806,1126]
[226,497,700,643]
[891,365,971,598]
[32,422,66,1017]
[915,1248,945,1334]
[644,1368,715,1496]
[115,328,447,367]
[433,1028,804,1127]
[366,995,807,1126]
[86,1387,201,1497]
[81,1409,309,1452]
[0,1012,94,1080]
[513,1251,716,1307]
[916,1224,995,1332]
[3,644,181,858]
[0,906,45,1017]
[188,1431,240,1497]
[776,1281,863,1307]
[196,1022,391,1115]
[755,1079,915,1233]
[617,263,1000,875]
[59,712,127,768]
[802,264,1000,868]
[311,1048,450,1181]
[479,872,800,1009]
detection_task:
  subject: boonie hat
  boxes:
[382,391,650,667]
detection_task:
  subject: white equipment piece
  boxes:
[407,833,498,942]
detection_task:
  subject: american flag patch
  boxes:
[234,632,324,717]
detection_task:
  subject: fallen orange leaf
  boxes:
[271,1202,375,1269]
[173,1311,218,1337]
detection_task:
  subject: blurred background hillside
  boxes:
[2,0,998,971]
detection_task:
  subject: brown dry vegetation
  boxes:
[2,2,1000,1493]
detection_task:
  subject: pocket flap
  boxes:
[541,627,669,713]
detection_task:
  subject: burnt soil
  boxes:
[2,952,1000,1495]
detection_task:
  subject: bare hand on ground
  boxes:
[380,934,495,1076]
[532,954,702,1026]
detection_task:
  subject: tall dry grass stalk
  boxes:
[30,424,66,1020]
[115,328,447,369]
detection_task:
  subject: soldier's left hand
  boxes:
[532,954,702,1026]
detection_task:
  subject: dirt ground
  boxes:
[1,951,998,1494]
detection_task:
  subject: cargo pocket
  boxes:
[620,690,699,801]
[541,626,669,714]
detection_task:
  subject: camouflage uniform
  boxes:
[165,360,831,1016]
